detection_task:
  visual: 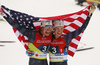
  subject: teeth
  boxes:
[58,32,61,34]
[46,31,50,34]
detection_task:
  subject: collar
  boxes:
[39,30,46,37]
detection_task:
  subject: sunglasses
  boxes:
[44,26,52,29]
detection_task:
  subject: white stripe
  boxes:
[64,21,71,26]
[3,9,14,19]
[50,55,68,60]
[65,26,75,32]
[25,43,28,46]
[3,9,10,16]
[80,13,87,20]
[68,46,76,53]
[62,33,65,35]
[79,33,83,37]
[73,20,83,27]
[24,36,28,40]
[21,41,24,45]
[70,14,79,19]
[21,41,28,46]
[72,39,79,45]
[83,8,89,11]
[33,22,41,26]
[15,31,21,38]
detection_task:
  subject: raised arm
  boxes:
[0,6,36,43]
[64,5,96,45]
[64,16,91,45]
[1,5,39,30]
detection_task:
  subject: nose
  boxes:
[47,27,52,31]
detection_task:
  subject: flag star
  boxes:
[28,21,31,23]
[26,26,29,28]
[24,15,27,17]
[20,15,23,18]
[30,17,33,19]
[14,13,17,15]
[23,22,26,25]
[31,27,33,29]
[11,17,14,20]
[17,13,20,14]
[16,17,19,19]
[18,21,21,23]
[8,10,11,13]
[20,19,23,21]
[23,21,25,23]
[26,18,29,20]
[11,14,13,16]
[20,24,22,26]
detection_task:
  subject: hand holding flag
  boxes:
[88,5,96,17]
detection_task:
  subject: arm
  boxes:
[64,5,96,45]
[1,5,39,30]
[64,16,91,45]
[4,15,36,43]
[88,5,96,17]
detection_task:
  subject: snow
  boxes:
[0,0,100,65]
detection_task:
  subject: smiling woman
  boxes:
[0,0,98,65]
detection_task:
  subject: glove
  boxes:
[88,5,96,17]
[26,50,34,56]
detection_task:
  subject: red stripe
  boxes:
[69,42,78,49]
[63,29,70,34]
[0,8,4,13]
[39,6,90,20]
[75,36,81,41]
[77,17,85,23]
[63,18,75,22]
[22,36,29,42]
[35,26,41,30]
[13,28,17,33]
[83,9,89,15]
[82,31,84,33]
[18,35,22,42]
[69,23,80,29]
[68,50,74,57]
[24,44,28,50]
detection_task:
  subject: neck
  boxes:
[40,30,46,37]
[55,35,60,39]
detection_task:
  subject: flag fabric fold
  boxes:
[1,5,91,57]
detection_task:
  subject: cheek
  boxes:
[54,30,58,34]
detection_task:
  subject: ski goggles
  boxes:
[44,26,52,29]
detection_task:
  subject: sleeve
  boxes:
[64,16,91,57]
[63,5,91,34]
[0,5,39,50]
[1,5,40,31]
[4,15,36,43]
[64,17,91,45]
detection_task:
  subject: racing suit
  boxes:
[1,5,51,65]
[49,16,91,65]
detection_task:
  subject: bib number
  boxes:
[52,47,57,54]
[42,46,47,52]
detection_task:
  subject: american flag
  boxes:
[1,5,91,57]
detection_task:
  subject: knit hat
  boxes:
[53,19,64,28]
[41,20,52,27]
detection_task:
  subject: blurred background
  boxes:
[0,0,100,65]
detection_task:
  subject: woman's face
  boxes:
[54,26,64,37]
[41,25,52,36]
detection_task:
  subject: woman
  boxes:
[49,5,95,65]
